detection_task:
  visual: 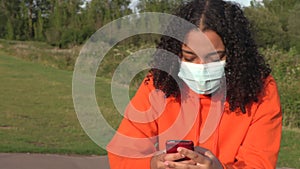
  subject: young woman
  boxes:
[107,0,282,168]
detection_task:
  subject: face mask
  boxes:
[178,60,226,94]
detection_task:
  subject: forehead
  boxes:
[183,30,225,53]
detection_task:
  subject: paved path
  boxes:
[0,153,295,169]
[0,153,110,169]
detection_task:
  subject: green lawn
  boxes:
[277,128,300,168]
[0,52,106,155]
[0,51,299,168]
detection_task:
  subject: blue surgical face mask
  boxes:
[178,60,226,94]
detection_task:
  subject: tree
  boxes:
[34,9,44,41]
[138,0,185,13]
[262,0,299,31]
[108,0,132,20]
[5,20,14,40]
[1,0,22,40]
[0,0,52,40]
[45,0,63,46]
[85,0,107,29]
[0,0,6,38]
[86,0,131,29]
[244,5,286,49]
[45,0,85,47]
[32,0,52,41]
[19,0,32,40]
[287,3,300,53]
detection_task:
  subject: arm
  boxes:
[107,78,161,169]
[224,76,282,169]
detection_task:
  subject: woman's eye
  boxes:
[218,52,226,59]
[208,56,220,62]
[205,51,226,62]
[184,57,195,62]
[204,55,220,62]
[182,51,196,62]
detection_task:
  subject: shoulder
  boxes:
[260,75,280,102]
[251,75,281,120]
[129,75,159,111]
[264,75,277,88]
[135,74,156,96]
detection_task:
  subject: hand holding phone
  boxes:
[166,140,194,162]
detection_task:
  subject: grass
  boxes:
[277,127,300,168]
[0,41,299,168]
[0,52,105,155]
[0,39,80,71]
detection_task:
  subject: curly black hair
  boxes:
[147,0,271,113]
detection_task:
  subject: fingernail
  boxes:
[177,147,182,152]
[164,161,169,166]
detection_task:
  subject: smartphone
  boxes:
[166,140,194,161]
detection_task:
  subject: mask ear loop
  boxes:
[199,77,226,144]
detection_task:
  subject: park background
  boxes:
[0,0,299,168]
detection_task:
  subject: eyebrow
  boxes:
[182,49,226,58]
[182,49,196,55]
[204,51,226,58]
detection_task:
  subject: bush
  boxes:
[262,46,300,128]
[2,39,299,128]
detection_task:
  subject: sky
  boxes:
[129,0,253,11]
[229,0,252,6]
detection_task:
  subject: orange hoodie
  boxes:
[107,75,282,169]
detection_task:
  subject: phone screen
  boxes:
[166,140,194,161]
